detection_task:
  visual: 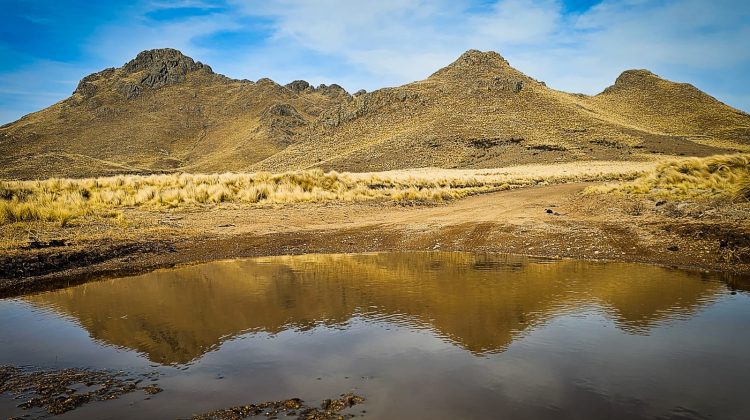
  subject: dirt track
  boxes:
[1,183,748,297]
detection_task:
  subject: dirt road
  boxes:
[1,183,748,296]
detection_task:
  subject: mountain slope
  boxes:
[1,49,748,179]
[0,49,351,178]
[253,50,750,172]
[586,69,750,140]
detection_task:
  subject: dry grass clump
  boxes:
[0,170,497,226]
[0,189,81,227]
[589,154,750,200]
[0,162,650,226]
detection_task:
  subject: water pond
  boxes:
[1,252,749,419]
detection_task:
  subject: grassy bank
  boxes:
[0,161,651,226]
[589,154,750,200]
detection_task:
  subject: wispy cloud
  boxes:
[0,0,748,124]
[220,0,750,103]
[0,59,91,124]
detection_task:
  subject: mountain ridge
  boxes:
[1,48,748,179]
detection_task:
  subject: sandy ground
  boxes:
[1,182,748,297]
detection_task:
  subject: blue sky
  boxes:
[1,0,749,124]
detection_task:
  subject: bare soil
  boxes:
[1,183,748,297]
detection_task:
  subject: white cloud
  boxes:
[0,60,92,123]
[85,13,241,67]
[211,0,563,90]
[219,0,749,110]
[471,0,562,45]
[2,0,749,123]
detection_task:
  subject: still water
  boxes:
[1,252,749,419]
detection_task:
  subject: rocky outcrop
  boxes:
[316,84,350,100]
[320,88,424,128]
[116,48,213,98]
[262,103,305,122]
[72,49,214,101]
[601,69,658,94]
[599,69,711,103]
[73,68,116,99]
[285,80,312,93]
[123,49,211,84]
[283,80,350,98]
[430,49,510,79]
[426,49,534,95]
[449,49,510,68]
[259,103,308,145]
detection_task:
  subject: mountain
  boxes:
[0,49,350,178]
[1,48,749,179]
[255,50,750,172]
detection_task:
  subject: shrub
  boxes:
[589,153,750,200]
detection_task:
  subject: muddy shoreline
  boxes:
[0,365,161,416]
[2,221,748,299]
[2,183,749,298]
[0,364,363,419]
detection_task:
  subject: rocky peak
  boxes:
[427,49,533,95]
[613,69,658,86]
[316,83,350,99]
[73,67,116,98]
[450,49,510,68]
[256,78,280,87]
[123,48,210,76]
[601,69,673,95]
[602,69,712,103]
[285,80,312,93]
[429,49,518,81]
[116,49,212,99]
[284,80,350,98]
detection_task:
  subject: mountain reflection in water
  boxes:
[25,252,725,365]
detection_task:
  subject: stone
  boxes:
[26,239,66,249]
[119,83,142,99]
[317,83,350,99]
[285,80,311,93]
[75,81,97,98]
[72,68,115,99]
[264,103,302,118]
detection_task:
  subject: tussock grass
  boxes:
[0,163,650,226]
[589,154,750,200]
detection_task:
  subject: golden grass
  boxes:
[588,153,750,200]
[0,162,651,226]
